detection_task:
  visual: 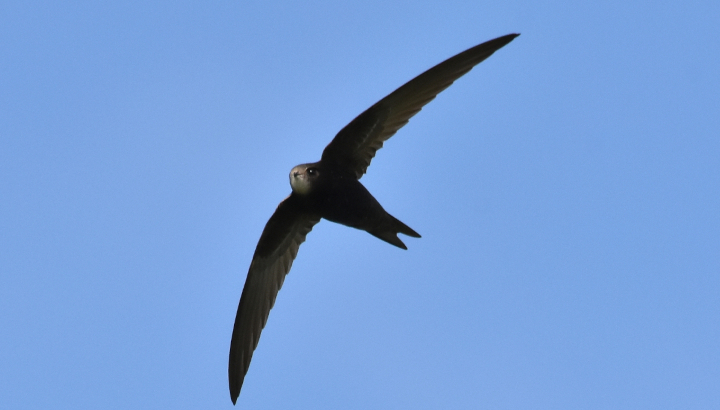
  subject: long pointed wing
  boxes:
[321,33,519,179]
[229,194,320,404]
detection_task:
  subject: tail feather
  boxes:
[390,214,421,238]
[369,214,421,250]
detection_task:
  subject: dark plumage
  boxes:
[229,33,519,404]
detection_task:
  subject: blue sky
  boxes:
[1,1,719,408]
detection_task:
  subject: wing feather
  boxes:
[321,33,519,178]
[228,194,320,404]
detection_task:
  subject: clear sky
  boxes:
[1,1,719,409]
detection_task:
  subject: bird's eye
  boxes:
[307,168,317,175]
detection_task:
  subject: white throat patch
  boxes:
[290,168,312,195]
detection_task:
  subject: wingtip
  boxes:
[230,386,239,405]
[497,33,521,44]
[475,33,520,55]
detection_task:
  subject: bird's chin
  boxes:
[290,176,312,195]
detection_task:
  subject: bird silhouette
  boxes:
[229,33,519,404]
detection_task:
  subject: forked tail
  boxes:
[369,214,421,250]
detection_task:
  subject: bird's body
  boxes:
[228,33,519,404]
[290,162,420,249]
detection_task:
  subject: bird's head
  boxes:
[289,162,321,195]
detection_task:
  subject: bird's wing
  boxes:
[229,194,320,404]
[321,33,519,179]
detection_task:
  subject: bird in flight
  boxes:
[228,33,519,404]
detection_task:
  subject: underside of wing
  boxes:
[228,194,320,404]
[321,33,519,179]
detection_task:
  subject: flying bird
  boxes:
[229,33,519,404]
